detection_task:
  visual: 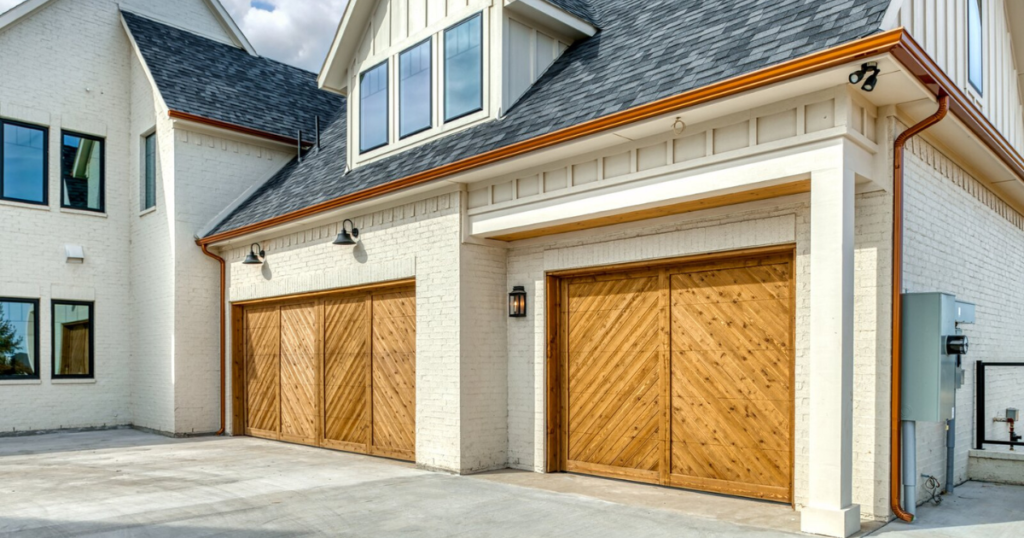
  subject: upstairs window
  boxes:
[360,60,389,153]
[142,133,156,211]
[1,120,47,205]
[52,301,93,379]
[61,132,104,212]
[0,298,38,380]
[399,38,433,139]
[444,14,483,122]
[968,0,983,94]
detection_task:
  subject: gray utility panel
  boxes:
[901,293,973,423]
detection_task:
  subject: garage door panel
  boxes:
[324,296,370,447]
[280,303,319,444]
[372,289,416,458]
[669,258,792,500]
[245,306,280,436]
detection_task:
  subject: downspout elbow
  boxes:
[891,94,949,522]
[200,242,227,437]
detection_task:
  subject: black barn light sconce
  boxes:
[849,62,880,92]
[509,286,527,318]
[243,243,265,265]
[333,219,360,246]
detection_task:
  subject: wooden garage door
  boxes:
[240,283,415,461]
[554,252,793,501]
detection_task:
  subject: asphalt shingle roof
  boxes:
[202,0,890,237]
[122,11,342,144]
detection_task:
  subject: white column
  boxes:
[801,167,860,538]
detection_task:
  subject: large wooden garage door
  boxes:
[554,251,793,502]
[239,283,415,461]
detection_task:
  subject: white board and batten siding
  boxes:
[892,0,1024,151]
[503,15,570,111]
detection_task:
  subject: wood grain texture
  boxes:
[371,288,417,460]
[323,294,371,448]
[279,303,319,445]
[549,250,794,502]
[669,256,793,501]
[566,274,662,476]
[244,306,280,437]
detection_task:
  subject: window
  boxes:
[360,60,389,153]
[1,120,47,205]
[968,0,983,94]
[444,14,483,122]
[399,38,433,139]
[52,301,93,379]
[61,132,104,212]
[142,133,156,211]
[0,299,38,379]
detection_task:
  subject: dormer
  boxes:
[318,0,595,168]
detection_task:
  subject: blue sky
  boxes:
[0,0,348,72]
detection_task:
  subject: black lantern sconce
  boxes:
[333,219,360,246]
[243,243,265,265]
[509,286,527,318]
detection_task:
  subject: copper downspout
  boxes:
[891,94,949,522]
[200,243,227,436]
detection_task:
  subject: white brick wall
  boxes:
[505,193,892,519]
[902,122,1024,500]
[0,0,276,435]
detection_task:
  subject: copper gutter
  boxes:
[197,28,907,246]
[200,243,227,436]
[169,110,313,149]
[890,94,949,522]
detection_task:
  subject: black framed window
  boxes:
[142,133,156,211]
[0,298,39,380]
[52,301,94,379]
[360,60,389,153]
[968,0,983,94]
[399,38,433,139]
[444,13,483,122]
[61,131,105,212]
[1,119,48,205]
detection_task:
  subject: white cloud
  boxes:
[0,0,348,73]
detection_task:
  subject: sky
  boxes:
[0,0,348,72]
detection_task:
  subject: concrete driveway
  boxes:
[1,430,1020,537]
[0,429,804,537]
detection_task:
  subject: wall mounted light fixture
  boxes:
[509,286,527,317]
[243,243,265,265]
[333,219,360,246]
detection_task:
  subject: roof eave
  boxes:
[318,0,378,95]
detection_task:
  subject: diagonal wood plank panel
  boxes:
[280,303,319,445]
[371,288,416,460]
[566,274,662,479]
[669,258,793,501]
[245,306,280,436]
[324,294,371,447]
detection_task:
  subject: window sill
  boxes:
[60,208,107,218]
[51,378,96,384]
[0,379,42,386]
[139,206,157,218]
[0,199,50,212]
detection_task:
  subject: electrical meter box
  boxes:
[901,293,973,422]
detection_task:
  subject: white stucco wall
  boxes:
[902,123,1024,500]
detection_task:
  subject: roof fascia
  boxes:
[119,12,172,113]
[0,0,55,34]
[505,0,596,39]
[317,0,376,95]
[203,0,258,56]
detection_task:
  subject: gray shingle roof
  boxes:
[546,0,598,26]
[207,0,890,237]
[122,11,342,144]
